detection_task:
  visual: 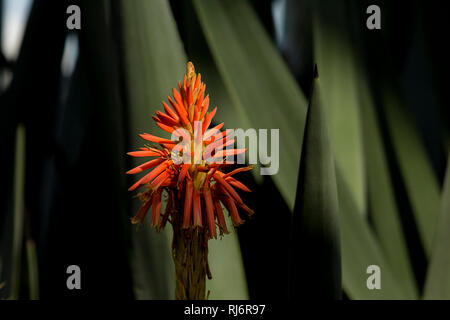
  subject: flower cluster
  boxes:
[127,62,253,239]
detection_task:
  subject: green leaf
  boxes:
[424,151,450,299]
[311,0,366,215]
[381,85,440,257]
[337,170,413,299]
[206,213,249,300]
[117,0,248,299]
[193,0,308,210]
[9,124,26,300]
[291,69,341,299]
[357,68,418,297]
[25,239,39,300]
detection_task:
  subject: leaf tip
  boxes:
[314,64,319,79]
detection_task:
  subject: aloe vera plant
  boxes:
[0,0,448,301]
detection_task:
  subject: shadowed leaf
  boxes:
[8,125,26,300]
[337,170,413,299]
[312,0,366,215]
[424,152,450,299]
[291,69,341,299]
[381,85,440,257]
[25,239,39,300]
[358,66,417,297]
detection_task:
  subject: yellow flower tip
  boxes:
[131,216,142,225]
[187,61,195,81]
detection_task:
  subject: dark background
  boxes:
[0,0,448,299]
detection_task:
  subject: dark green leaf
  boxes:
[424,152,450,299]
[358,67,417,297]
[312,0,365,214]
[337,171,413,299]
[25,239,39,300]
[291,69,341,299]
[381,85,440,257]
[9,125,25,300]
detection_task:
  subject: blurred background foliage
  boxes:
[0,0,449,300]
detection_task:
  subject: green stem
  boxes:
[171,202,210,300]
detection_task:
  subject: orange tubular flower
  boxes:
[126,62,253,300]
[127,61,253,239]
